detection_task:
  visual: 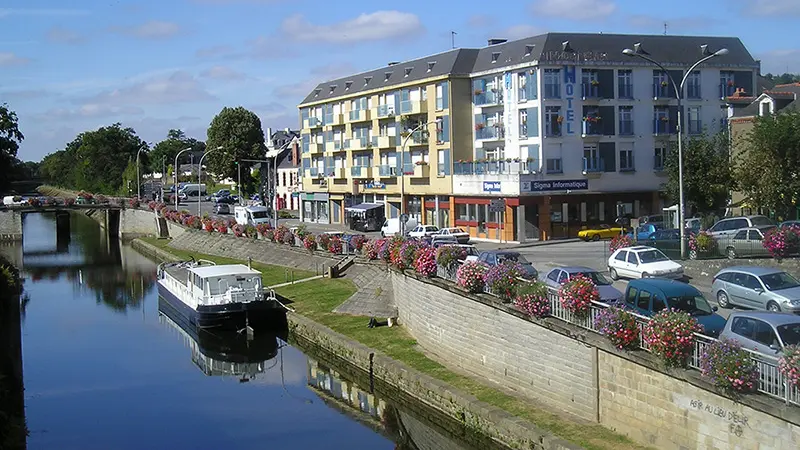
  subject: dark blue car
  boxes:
[627,223,662,241]
[623,278,726,337]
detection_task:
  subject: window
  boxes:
[518,71,537,101]
[619,142,634,172]
[547,270,560,282]
[546,157,562,173]
[617,70,633,99]
[581,69,598,98]
[761,102,771,116]
[619,106,633,135]
[637,290,651,310]
[545,106,561,137]
[437,149,450,176]
[654,106,670,134]
[624,285,637,306]
[720,71,735,98]
[519,109,528,136]
[652,296,666,312]
[687,106,702,134]
[654,143,668,170]
[543,69,560,99]
[686,71,701,99]
[427,61,436,72]
[653,70,669,97]
[583,144,600,172]
[435,81,449,110]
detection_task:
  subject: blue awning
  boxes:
[345,202,384,212]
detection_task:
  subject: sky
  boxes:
[2,0,799,162]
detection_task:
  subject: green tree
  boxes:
[664,132,733,216]
[205,107,265,190]
[763,73,800,85]
[0,104,25,192]
[735,111,800,220]
[120,159,138,196]
[148,129,205,181]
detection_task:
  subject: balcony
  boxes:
[348,109,371,122]
[581,83,600,100]
[653,118,674,136]
[453,160,538,175]
[308,167,320,177]
[328,167,347,179]
[325,140,343,152]
[581,120,603,138]
[652,83,672,100]
[346,136,369,150]
[474,89,503,107]
[325,113,344,126]
[545,122,562,138]
[378,165,397,178]
[582,157,604,177]
[405,130,429,146]
[719,83,735,99]
[404,162,430,178]
[303,117,322,129]
[399,99,428,115]
[619,119,634,136]
[350,166,373,178]
[475,125,504,141]
[371,135,394,149]
[376,104,396,118]
[308,142,324,154]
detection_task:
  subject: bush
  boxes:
[303,234,317,252]
[27,197,41,207]
[689,230,717,258]
[214,220,228,234]
[350,234,368,251]
[609,235,632,253]
[392,239,425,270]
[232,224,245,237]
[294,224,310,239]
[317,233,331,250]
[362,239,379,260]
[147,200,157,210]
[327,235,343,254]
[244,225,257,239]
[699,338,759,394]
[514,282,551,318]
[484,262,525,301]
[263,229,275,241]
[65,197,76,206]
[778,345,800,389]
[129,197,140,208]
[274,224,290,243]
[202,219,214,233]
[594,305,640,350]
[642,309,702,368]
[95,194,108,204]
[43,197,57,206]
[456,261,489,293]
[255,223,272,237]
[558,274,599,315]
[436,245,466,269]
[413,247,437,277]
[184,215,202,230]
[762,226,800,260]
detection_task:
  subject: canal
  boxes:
[8,212,509,450]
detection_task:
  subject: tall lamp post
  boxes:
[622,44,729,259]
[399,118,441,221]
[174,147,193,210]
[197,146,223,216]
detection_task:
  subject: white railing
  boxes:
[431,263,799,406]
[204,288,262,306]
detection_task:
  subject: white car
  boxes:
[436,227,470,244]
[607,246,684,280]
[408,225,439,238]
[434,243,480,262]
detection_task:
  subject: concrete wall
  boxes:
[392,270,800,450]
[0,211,22,241]
[119,208,159,240]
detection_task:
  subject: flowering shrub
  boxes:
[762,226,800,260]
[255,223,272,237]
[514,282,551,318]
[436,245,466,269]
[456,261,489,293]
[147,200,157,210]
[129,197,140,208]
[262,228,275,241]
[362,239,380,260]
[779,345,800,389]
[642,309,702,368]
[413,247,437,277]
[232,224,245,237]
[281,228,295,245]
[688,231,717,258]
[202,218,214,233]
[327,235,343,254]
[213,220,228,234]
[27,197,41,207]
[274,224,290,243]
[244,225,257,239]
[392,239,425,270]
[484,262,525,300]
[65,197,76,206]
[303,234,317,252]
[594,305,640,350]
[184,215,202,230]
[317,233,331,250]
[609,235,632,253]
[350,234,368,251]
[558,274,599,316]
[95,194,108,204]
[294,224,310,239]
[43,197,57,206]
[699,338,759,394]
[381,237,402,262]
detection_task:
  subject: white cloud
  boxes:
[273,62,357,99]
[499,24,547,40]
[280,11,424,44]
[46,26,86,44]
[757,49,800,74]
[746,0,800,16]
[530,0,616,20]
[78,71,215,106]
[110,20,181,39]
[200,65,246,80]
[0,52,30,66]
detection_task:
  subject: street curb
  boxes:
[498,238,582,250]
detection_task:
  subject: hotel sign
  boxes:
[563,65,577,136]
[521,179,589,193]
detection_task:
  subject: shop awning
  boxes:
[345,202,384,212]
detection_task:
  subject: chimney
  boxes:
[487,38,507,46]
[266,127,273,147]
[387,61,399,66]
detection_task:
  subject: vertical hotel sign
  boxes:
[563,65,576,135]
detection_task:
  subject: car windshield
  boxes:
[667,295,713,316]
[573,271,612,286]
[251,211,268,219]
[450,228,466,233]
[463,247,479,256]
[498,253,530,265]
[778,324,800,347]
[760,272,800,291]
[750,216,774,226]
[637,249,669,263]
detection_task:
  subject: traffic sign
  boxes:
[400,213,409,223]
[489,198,505,213]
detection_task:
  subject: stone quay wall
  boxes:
[392,270,800,450]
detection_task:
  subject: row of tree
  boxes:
[665,111,800,221]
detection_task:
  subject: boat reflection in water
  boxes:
[158,297,285,381]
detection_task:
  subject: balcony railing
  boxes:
[378,165,397,177]
[719,83,735,99]
[309,167,319,177]
[581,83,599,99]
[308,142,323,154]
[399,99,427,115]
[618,83,633,99]
[407,130,429,146]
[652,83,672,98]
[653,118,673,135]
[545,121,562,137]
[435,97,445,110]
[347,136,369,150]
[581,120,603,136]
[324,140,342,152]
[474,89,503,106]
[404,163,430,178]
[619,119,634,136]
[371,135,393,148]
[518,83,537,101]
[453,160,539,175]
[304,117,322,128]
[475,126,504,140]
[349,109,371,122]
[350,166,372,178]
[543,83,560,99]
[376,104,395,118]
[686,83,702,99]
[328,167,346,179]
[583,157,604,173]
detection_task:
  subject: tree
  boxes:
[763,73,800,85]
[736,111,800,220]
[148,129,205,181]
[664,132,733,217]
[205,107,265,191]
[0,104,25,192]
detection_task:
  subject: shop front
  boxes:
[301,192,330,224]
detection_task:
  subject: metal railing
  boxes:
[453,160,538,176]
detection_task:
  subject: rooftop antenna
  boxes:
[451,31,457,49]
[663,22,668,35]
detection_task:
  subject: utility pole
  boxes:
[236,161,242,205]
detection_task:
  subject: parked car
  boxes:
[607,246,684,280]
[206,189,231,202]
[627,223,662,241]
[718,225,776,259]
[408,225,439,238]
[646,229,688,259]
[623,278,726,337]
[213,203,230,215]
[543,266,623,303]
[719,311,800,355]
[431,234,459,246]
[435,227,470,244]
[477,250,538,280]
[638,214,665,228]
[779,220,800,229]
[577,224,624,241]
[706,215,774,239]
[685,217,702,233]
[381,217,419,237]
[434,243,480,261]
[712,266,800,313]
[214,195,237,205]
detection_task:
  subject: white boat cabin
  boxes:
[163,264,263,309]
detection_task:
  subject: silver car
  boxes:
[543,266,623,303]
[706,215,774,239]
[712,266,800,313]
[718,225,776,259]
[719,311,800,355]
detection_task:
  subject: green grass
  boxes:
[138,237,649,450]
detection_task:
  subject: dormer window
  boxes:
[427,61,436,72]
[384,72,392,82]
[491,52,500,63]
[313,89,321,98]
[329,85,336,95]
[404,67,413,77]
[524,44,535,56]
[344,81,352,91]
[364,76,372,86]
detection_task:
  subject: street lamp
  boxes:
[622,44,729,259]
[197,146,223,216]
[174,147,193,210]
[135,147,146,200]
[399,118,442,219]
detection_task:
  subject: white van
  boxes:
[2,196,26,206]
[178,184,207,199]
[234,205,272,227]
[381,217,419,237]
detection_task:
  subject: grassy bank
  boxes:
[137,237,648,450]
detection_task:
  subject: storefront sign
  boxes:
[483,181,501,192]
[563,65,576,135]
[521,179,588,192]
[365,181,386,189]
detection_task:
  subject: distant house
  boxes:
[265,128,301,211]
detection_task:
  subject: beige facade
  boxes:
[728,117,755,215]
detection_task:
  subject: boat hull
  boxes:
[157,282,281,331]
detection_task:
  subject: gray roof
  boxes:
[757,75,775,92]
[732,101,760,117]
[719,266,787,276]
[728,311,800,326]
[300,48,479,105]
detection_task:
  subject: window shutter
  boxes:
[599,142,616,172]
[529,70,538,99]
[441,116,450,142]
[527,107,539,137]
[668,70,683,98]
[597,69,614,99]
[441,81,449,109]
[442,149,451,175]
[600,106,615,135]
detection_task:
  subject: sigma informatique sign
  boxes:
[521,179,588,193]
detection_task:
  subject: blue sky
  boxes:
[3,0,799,162]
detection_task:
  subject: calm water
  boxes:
[15,212,501,450]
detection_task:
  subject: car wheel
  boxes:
[381,232,385,238]
[641,272,649,278]
[767,301,781,312]
[609,267,619,281]
[591,234,600,241]
[716,291,731,309]
[726,247,737,260]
